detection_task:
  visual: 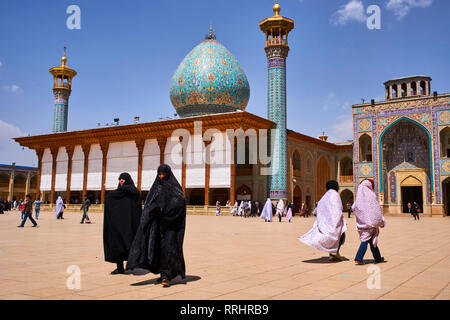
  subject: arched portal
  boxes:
[340,189,354,208]
[0,172,10,199]
[316,156,330,200]
[293,185,302,213]
[236,184,252,201]
[380,118,431,209]
[442,178,450,216]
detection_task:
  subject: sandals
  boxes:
[162,279,170,287]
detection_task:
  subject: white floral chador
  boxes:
[299,189,347,254]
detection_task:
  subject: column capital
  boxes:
[100,141,109,157]
[81,144,91,157]
[65,145,75,158]
[135,138,145,154]
[265,46,289,60]
[50,146,59,159]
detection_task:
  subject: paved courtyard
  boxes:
[0,210,449,300]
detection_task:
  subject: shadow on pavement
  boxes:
[302,256,350,264]
[131,275,201,287]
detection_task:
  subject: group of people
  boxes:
[259,198,294,223]
[0,199,12,214]
[299,179,386,265]
[229,200,261,217]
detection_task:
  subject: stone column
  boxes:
[50,147,58,204]
[25,171,31,197]
[179,137,186,195]
[157,137,166,165]
[81,144,90,200]
[265,45,289,201]
[204,140,212,206]
[8,165,15,202]
[100,142,109,204]
[135,139,145,191]
[65,146,75,204]
[35,149,44,201]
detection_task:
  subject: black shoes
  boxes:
[110,268,125,275]
[375,257,385,264]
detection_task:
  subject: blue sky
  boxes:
[1,0,449,166]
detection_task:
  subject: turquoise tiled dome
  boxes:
[170,38,250,118]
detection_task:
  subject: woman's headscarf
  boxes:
[118,172,136,188]
[352,179,385,246]
[144,164,185,229]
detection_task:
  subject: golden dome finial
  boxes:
[273,0,280,16]
[61,46,67,66]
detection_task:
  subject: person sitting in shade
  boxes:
[352,179,385,265]
[299,181,347,262]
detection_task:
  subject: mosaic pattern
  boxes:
[389,171,396,203]
[359,162,373,177]
[53,89,69,133]
[170,39,250,118]
[358,118,372,132]
[440,159,450,175]
[438,110,450,125]
[267,46,288,200]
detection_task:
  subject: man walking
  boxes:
[34,198,41,219]
[17,195,38,228]
[80,196,91,224]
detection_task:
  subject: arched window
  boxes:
[293,151,301,171]
[411,81,417,96]
[359,134,372,162]
[440,127,450,158]
[420,81,426,95]
[401,83,407,97]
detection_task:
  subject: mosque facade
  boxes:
[353,76,450,217]
[13,2,450,216]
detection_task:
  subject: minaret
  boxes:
[49,47,77,133]
[260,1,294,200]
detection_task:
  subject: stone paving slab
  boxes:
[0,210,449,300]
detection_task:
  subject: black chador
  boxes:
[103,173,142,274]
[126,164,186,287]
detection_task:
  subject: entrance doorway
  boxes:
[401,186,423,213]
[293,186,302,214]
[442,179,450,216]
[187,188,204,205]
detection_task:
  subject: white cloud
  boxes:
[386,0,433,20]
[0,120,36,166]
[331,0,367,26]
[0,61,3,68]
[329,115,354,142]
[3,84,23,94]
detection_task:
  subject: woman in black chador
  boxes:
[126,164,186,287]
[103,173,142,274]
